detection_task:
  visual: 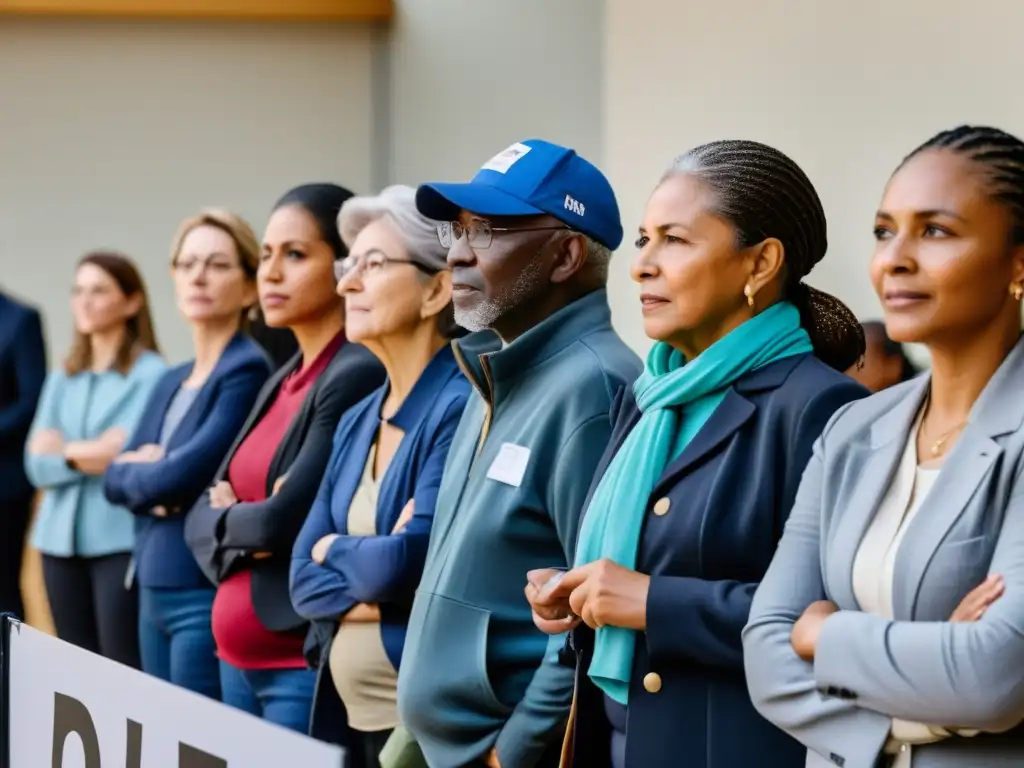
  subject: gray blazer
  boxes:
[742,335,1024,768]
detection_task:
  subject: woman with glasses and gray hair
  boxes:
[290,184,471,767]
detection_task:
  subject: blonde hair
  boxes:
[170,208,260,329]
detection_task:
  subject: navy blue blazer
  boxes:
[103,334,272,588]
[0,293,46,501]
[289,346,469,747]
[565,353,868,768]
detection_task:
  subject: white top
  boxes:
[852,413,941,620]
[328,445,400,733]
[851,410,944,766]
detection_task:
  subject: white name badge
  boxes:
[486,443,532,488]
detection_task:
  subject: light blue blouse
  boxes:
[25,351,167,557]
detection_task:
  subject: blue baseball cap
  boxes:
[415,139,624,250]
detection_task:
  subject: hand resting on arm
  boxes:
[63,427,127,475]
[28,429,65,456]
[789,573,1006,747]
[209,477,284,560]
[309,498,418,625]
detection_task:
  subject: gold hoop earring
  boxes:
[744,284,755,307]
[1011,282,1024,301]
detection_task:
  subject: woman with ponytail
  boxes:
[526,140,868,768]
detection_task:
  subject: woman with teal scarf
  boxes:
[526,140,869,768]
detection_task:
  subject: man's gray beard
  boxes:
[454,252,544,333]
[454,299,502,333]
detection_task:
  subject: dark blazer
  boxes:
[289,345,469,748]
[103,334,272,589]
[250,311,299,370]
[0,293,46,501]
[565,353,868,768]
[184,338,386,633]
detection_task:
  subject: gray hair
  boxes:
[337,184,448,272]
[586,236,612,281]
[337,184,463,339]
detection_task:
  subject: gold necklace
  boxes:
[929,421,967,457]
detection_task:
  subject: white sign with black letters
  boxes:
[7,621,344,768]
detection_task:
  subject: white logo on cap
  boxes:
[564,194,585,216]
[480,142,532,174]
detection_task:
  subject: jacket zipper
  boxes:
[451,343,495,463]
[475,356,495,457]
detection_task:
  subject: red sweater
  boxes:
[211,333,343,670]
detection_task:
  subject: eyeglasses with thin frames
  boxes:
[171,254,241,276]
[436,220,572,250]
[334,251,440,282]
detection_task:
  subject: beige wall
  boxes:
[0,17,378,364]
[10,1,1022,366]
[602,0,1024,358]
[386,0,604,187]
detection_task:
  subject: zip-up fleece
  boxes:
[397,289,642,768]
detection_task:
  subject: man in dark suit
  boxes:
[0,291,47,618]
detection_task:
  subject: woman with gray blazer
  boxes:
[743,124,1024,768]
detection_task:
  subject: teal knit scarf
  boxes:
[574,301,813,704]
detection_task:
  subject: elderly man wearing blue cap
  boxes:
[394,140,641,768]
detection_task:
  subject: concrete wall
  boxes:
[602,0,1024,357]
[9,0,1022,365]
[386,0,604,186]
[0,17,377,364]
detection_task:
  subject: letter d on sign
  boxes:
[51,693,100,768]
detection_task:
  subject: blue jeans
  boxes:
[219,661,316,734]
[138,586,220,700]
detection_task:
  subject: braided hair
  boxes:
[667,140,865,372]
[898,125,1024,244]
